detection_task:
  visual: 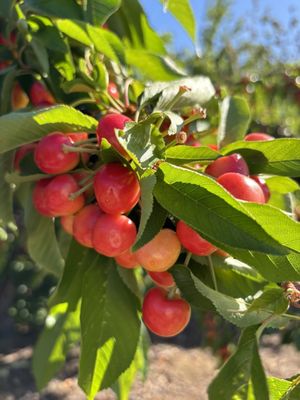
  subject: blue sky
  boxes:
[140,0,300,60]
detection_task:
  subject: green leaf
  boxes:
[133,174,167,251]
[32,303,80,390]
[17,183,64,277]
[266,176,299,194]
[0,66,18,115]
[154,163,289,256]
[222,138,300,177]
[246,288,289,315]
[117,266,141,302]
[0,152,15,226]
[0,0,14,18]
[208,326,269,400]
[140,76,215,111]
[165,145,220,165]
[218,96,251,148]
[0,105,97,153]
[160,0,196,41]
[118,121,165,169]
[79,257,140,398]
[85,0,121,25]
[30,37,50,74]
[23,0,83,19]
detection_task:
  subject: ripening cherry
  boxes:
[244,132,274,141]
[217,172,265,203]
[115,248,139,269]
[14,143,37,172]
[205,153,249,178]
[142,287,191,337]
[66,132,88,142]
[29,81,55,107]
[135,229,181,272]
[93,214,137,257]
[32,179,53,217]
[215,248,229,258]
[73,204,103,248]
[94,163,140,214]
[34,132,79,174]
[60,214,74,236]
[44,174,85,216]
[11,82,29,110]
[96,113,131,155]
[251,176,270,202]
[176,220,216,256]
[107,82,120,100]
[148,271,175,288]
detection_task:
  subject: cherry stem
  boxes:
[167,285,178,300]
[73,138,97,146]
[62,144,98,154]
[184,252,192,267]
[70,98,97,108]
[106,92,124,113]
[165,86,190,111]
[5,172,52,184]
[207,255,218,291]
[78,173,95,185]
[182,111,206,127]
[69,181,93,200]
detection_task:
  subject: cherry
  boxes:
[60,214,74,235]
[217,172,265,203]
[142,287,191,337]
[73,204,102,248]
[44,174,85,216]
[66,132,88,142]
[92,214,137,257]
[215,248,229,258]
[244,133,274,141]
[107,82,119,100]
[94,163,140,214]
[251,175,270,202]
[205,153,249,178]
[176,220,216,256]
[29,81,55,107]
[96,113,131,155]
[34,132,79,174]
[115,248,139,269]
[148,271,175,288]
[12,82,29,110]
[135,229,181,272]
[14,143,37,171]
[32,179,53,217]
[186,134,201,147]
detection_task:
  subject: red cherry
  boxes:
[73,204,102,248]
[29,81,55,107]
[66,132,88,142]
[96,113,131,155]
[176,220,216,256]
[34,132,79,174]
[244,133,274,141]
[44,174,85,216]
[142,287,191,337]
[148,271,175,288]
[115,248,139,269]
[14,143,37,171]
[186,135,201,147]
[208,144,219,151]
[94,163,140,214]
[107,82,120,100]
[60,214,74,235]
[205,153,249,178]
[215,248,229,258]
[135,229,181,272]
[92,214,137,257]
[32,179,53,217]
[217,172,265,203]
[251,176,270,202]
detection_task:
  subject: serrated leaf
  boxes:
[79,257,140,398]
[23,0,83,19]
[246,288,288,315]
[32,302,80,390]
[0,105,97,153]
[154,163,290,256]
[222,138,300,177]
[218,96,251,147]
[165,145,220,165]
[0,152,15,226]
[86,0,121,25]
[266,176,299,194]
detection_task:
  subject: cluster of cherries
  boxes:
[16,107,274,337]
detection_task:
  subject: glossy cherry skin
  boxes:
[148,271,175,288]
[44,174,85,217]
[96,113,131,155]
[29,81,55,107]
[60,214,74,235]
[135,229,181,272]
[142,287,191,337]
[250,176,270,202]
[115,248,139,269]
[244,133,274,141]
[107,82,120,100]
[205,153,249,178]
[176,220,216,256]
[14,143,37,172]
[217,172,265,203]
[73,204,103,248]
[32,179,53,217]
[34,132,79,174]
[94,163,140,214]
[66,132,88,142]
[92,214,137,257]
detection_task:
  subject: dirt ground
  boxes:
[0,335,299,400]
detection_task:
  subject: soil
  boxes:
[0,334,299,400]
